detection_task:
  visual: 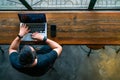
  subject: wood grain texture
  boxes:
[0,11,120,46]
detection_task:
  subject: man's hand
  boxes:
[31,32,44,41]
[32,32,62,56]
[19,23,30,37]
[9,23,30,54]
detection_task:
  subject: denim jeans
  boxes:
[36,45,52,54]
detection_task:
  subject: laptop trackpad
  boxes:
[21,33,33,41]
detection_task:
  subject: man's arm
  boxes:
[9,37,21,54]
[45,39,62,56]
[9,24,30,54]
[31,32,62,56]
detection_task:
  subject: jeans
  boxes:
[36,45,52,54]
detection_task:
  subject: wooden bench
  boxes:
[0,11,120,49]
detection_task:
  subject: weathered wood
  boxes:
[0,11,120,47]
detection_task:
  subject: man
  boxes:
[9,24,62,76]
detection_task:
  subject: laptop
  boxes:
[18,13,47,41]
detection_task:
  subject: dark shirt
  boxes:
[9,50,58,77]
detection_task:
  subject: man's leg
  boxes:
[19,45,24,50]
[36,45,52,54]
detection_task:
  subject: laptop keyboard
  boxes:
[27,23,45,33]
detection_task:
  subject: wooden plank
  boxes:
[0,11,120,45]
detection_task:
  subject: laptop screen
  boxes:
[18,13,46,23]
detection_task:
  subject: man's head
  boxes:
[19,45,36,66]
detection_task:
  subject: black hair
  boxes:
[19,45,36,66]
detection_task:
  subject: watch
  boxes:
[43,36,47,42]
[17,34,23,39]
